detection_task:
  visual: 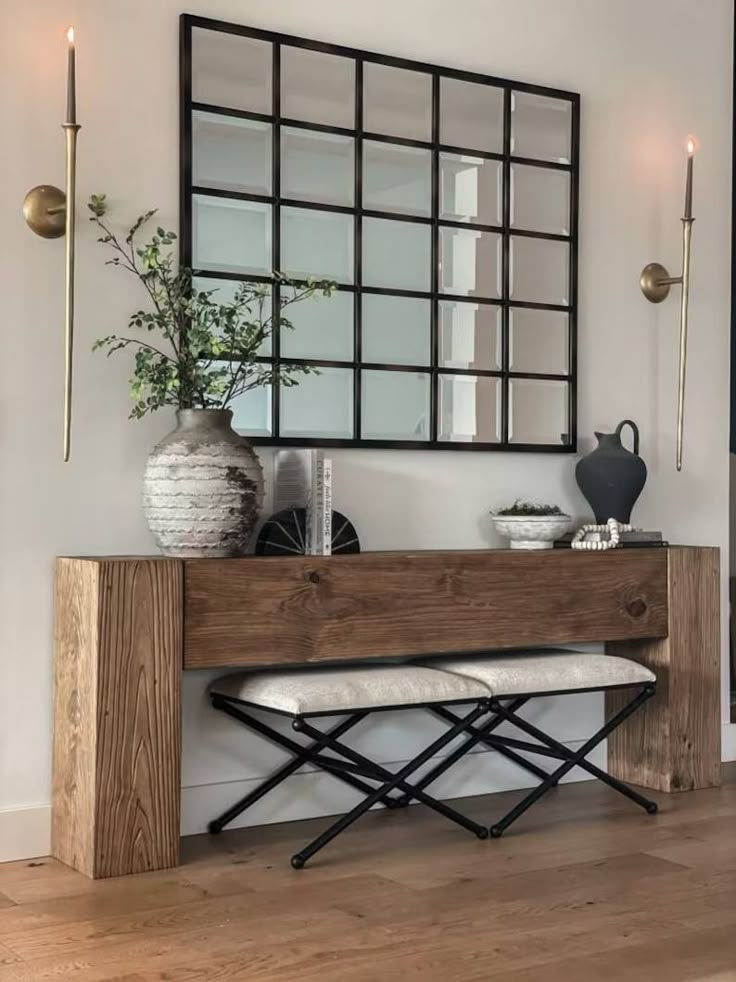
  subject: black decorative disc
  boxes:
[255,508,360,556]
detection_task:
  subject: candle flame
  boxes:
[67,26,74,44]
[686,135,697,156]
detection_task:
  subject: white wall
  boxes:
[0,0,732,860]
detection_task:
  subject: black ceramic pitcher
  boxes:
[575,420,647,524]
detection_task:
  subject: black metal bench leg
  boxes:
[489,685,657,838]
[494,702,659,815]
[290,704,490,868]
[209,701,398,833]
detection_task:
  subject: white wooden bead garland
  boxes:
[571,518,633,551]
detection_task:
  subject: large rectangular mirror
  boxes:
[182,15,579,451]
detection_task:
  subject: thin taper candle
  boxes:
[684,136,695,220]
[66,26,76,125]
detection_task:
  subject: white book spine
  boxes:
[321,459,333,556]
[307,451,324,555]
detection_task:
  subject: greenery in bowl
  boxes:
[88,194,335,418]
[493,501,568,517]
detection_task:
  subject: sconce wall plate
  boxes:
[23,185,67,239]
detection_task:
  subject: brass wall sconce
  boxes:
[639,137,696,472]
[23,27,80,462]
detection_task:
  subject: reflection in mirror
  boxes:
[363,142,431,217]
[281,46,355,128]
[510,308,569,375]
[193,195,272,275]
[440,227,501,298]
[229,376,272,437]
[280,367,354,438]
[438,300,500,370]
[363,63,432,142]
[192,29,272,113]
[193,277,272,356]
[281,289,353,361]
[362,294,431,365]
[510,236,569,305]
[281,207,354,283]
[281,128,354,206]
[363,217,431,292]
[511,91,572,163]
[511,164,570,234]
[509,378,569,444]
[440,78,504,153]
[193,113,272,195]
[362,370,431,440]
[439,374,501,442]
[440,153,502,226]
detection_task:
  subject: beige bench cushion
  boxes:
[424,650,655,697]
[210,665,489,715]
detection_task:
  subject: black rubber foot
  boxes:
[646,802,659,815]
[384,799,399,810]
[291,854,306,870]
[476,828,489,840]
[489,826,504,839]
[207,821,223,835]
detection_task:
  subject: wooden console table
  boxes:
[52,546,720,878]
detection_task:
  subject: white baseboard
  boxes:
[180,741,603,837]
[0,805,51,864]
[4,730,732,865]
[721,722,736,761]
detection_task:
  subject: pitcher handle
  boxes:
[615,419,640,455]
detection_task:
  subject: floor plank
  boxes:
[0,765,734,981]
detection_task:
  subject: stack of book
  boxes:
[273,449,333,555]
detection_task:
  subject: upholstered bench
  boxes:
[415,650,658,837]
[207,664,492,868]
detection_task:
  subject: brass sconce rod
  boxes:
[62,122,80,462]
[22,27,80,461]
[639,138,696,472]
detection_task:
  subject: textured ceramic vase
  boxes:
[575,419,647,524]
[143,409,264,558]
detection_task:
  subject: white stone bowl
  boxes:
[491,514,572,550]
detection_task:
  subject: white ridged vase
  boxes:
[143,409,264,558]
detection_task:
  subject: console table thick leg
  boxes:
[606,546,721,792]
[53,558,183,878]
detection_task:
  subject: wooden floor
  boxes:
[1,768,735,981]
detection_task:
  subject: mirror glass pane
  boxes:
[511,164,570,234]
[440,78,504,153]
[281,128,354,206]
[509,378,570,444]
[281,46,354,128]
[440,153,501,226]
[361,370,431,440]
[363,217,431,292]
[192,28,272,114]
[193,195,271,275]
[510,308,569,374]
[363,142,431,217]
[511,92,572,163]
[281,289,353,361]
[281,207,353,283]
[438,300,500,370]
[362,294,431,366]
[193,277,272,356]
[280,367,354,438]
[440,227,501,298]
[439,374,501,443]
[193,112,271,195]
[510,236,569,305]
[230,377,272,437]
[363,63,432,142]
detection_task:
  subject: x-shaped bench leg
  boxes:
[487,685,657,837]
[209,698,400,834]
[291,703,490,868]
